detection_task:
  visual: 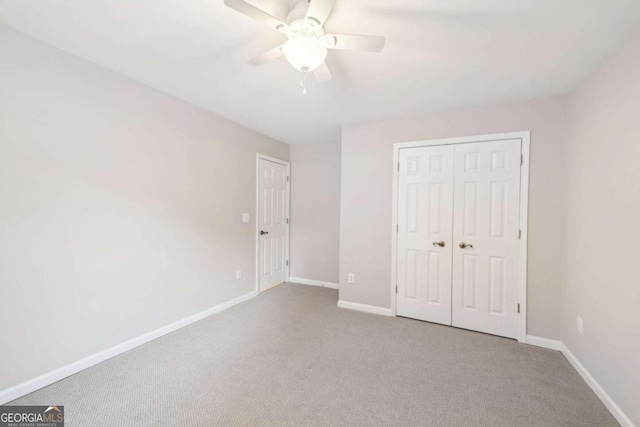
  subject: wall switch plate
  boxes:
[577,316,583,334]
[242,213,250,223]
[347,273,355,284]
[236,269,242,280]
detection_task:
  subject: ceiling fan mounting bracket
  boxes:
[323,35,337,48]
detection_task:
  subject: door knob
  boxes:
[459,242,473,249]
[260,230,269,235]
[432,241,445,247]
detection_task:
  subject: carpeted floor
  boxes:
[9,283,617,426]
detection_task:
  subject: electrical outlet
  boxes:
[242,213,250,223]
[577,316,583,334]
[236,269,242,280]
[347,273,355,284]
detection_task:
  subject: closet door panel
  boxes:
[396,146,454,325]
[451,140,522,338]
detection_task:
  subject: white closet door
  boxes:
[258,158,288,292]
[451,140,522,338]
[396,146,454,325]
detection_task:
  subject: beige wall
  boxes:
[0,25,289,391]
[339,96,568,340]
[563,30,640,425]
[289,141,341,283]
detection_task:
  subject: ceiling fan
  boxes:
[224,0,386,93]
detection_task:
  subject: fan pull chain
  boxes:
[301,67,309,95]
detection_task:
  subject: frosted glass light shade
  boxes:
[282,37,327,72]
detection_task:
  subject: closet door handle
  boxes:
[260,230,269,235]
[459,242,473,249]
[432,241,445,247]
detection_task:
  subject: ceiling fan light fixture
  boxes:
[282,36,327,72]
[225,0,386,89]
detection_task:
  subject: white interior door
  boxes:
[258,158,289,292]
[451,140,522,338]
[396,146,454,325]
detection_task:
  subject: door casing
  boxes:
[390,132,530,343]
[256,153,291,294]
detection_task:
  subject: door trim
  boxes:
[256,154,291,294]
[390,131,530,343]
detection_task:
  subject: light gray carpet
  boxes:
[9,283,617,426]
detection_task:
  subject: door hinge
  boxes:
[519,229,522,240]
[396,224,399,233]
[517,303,521,314]
[397,162,400,172]
[521,155,523,166]
[286,218,289,225]
[396,285,398,294]
[286,260,289,266]
[287,176,289,182]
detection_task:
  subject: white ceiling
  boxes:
[1,0,639,145]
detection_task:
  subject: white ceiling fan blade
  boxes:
[313,62,332,83]
[224,0,288,31]
[306,0,337,27]
[248,44,284,66]
[326,34,386,52]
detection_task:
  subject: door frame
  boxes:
[390,131,530,343]
[255,153,291,294]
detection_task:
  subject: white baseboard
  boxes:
[525,335,562,351]
[0,290,258,405]
[525,335,634,426]
[559,343,634,427]
[337,300,392,316]
[289,277,339,290]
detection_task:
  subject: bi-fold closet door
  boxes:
[396,139,522,339]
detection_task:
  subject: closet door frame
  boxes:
[391,131,530,343]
